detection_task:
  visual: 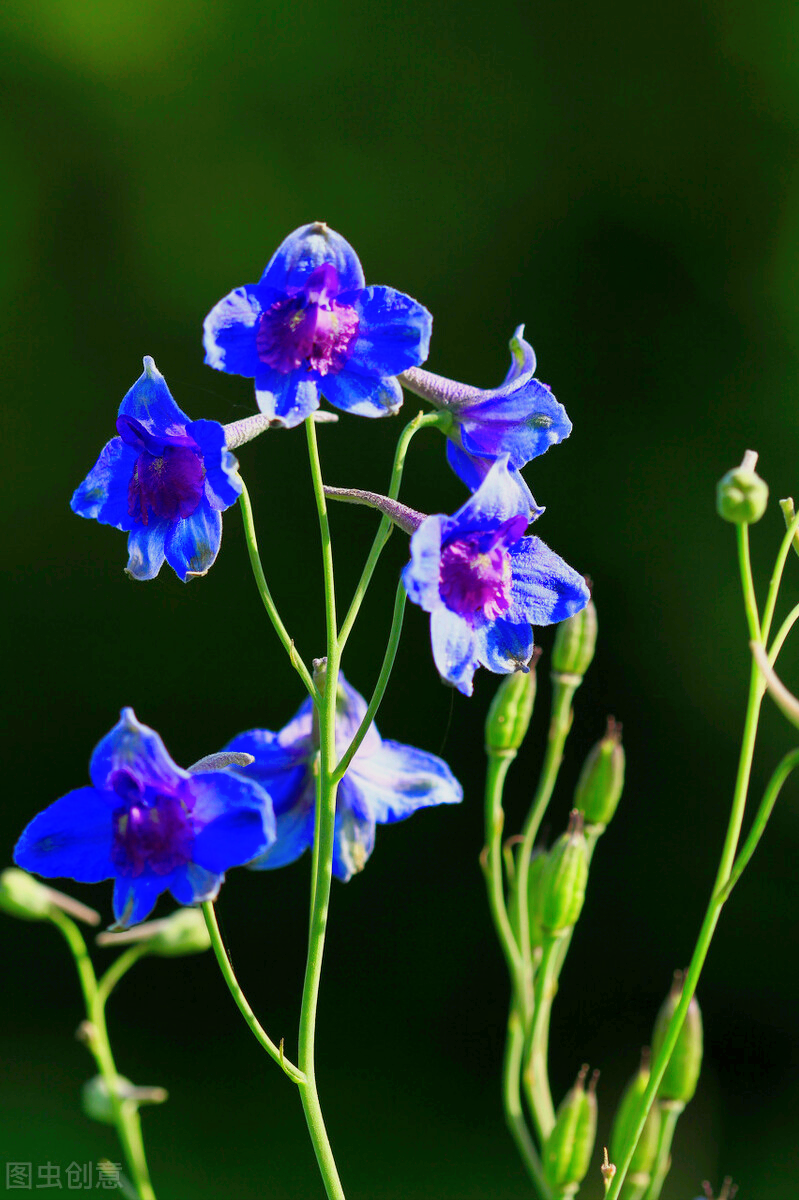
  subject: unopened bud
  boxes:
[551,596,597,682]
[0,869,53,921]
[97,908,211,957]
[485,654,540,754]
[575,718,625,829]
[609,1048,661,1188]
[82,1075,168,1124]
[544,1064,598,1191]
[540,812,589,935]
[652,971,703,1103]
[716,451,768,525]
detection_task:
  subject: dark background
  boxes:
[2,1,799,1196]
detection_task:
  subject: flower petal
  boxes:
[71,438,139,532]
[445,440,542,515]
[333,675,382,756]
[319,369,403,419]
[163,501,222,581]
[90,708,189,793]
[248,783,315,871]
[113,875,169,926]
[14,787,116,883]
[444,457,530,541]
[170,864,222,905]
[474,618,534,673]
[260,223,365,294]
[402,515,444,612]
[203,284,276,376]
[458,378,571,468]
[188,419,243,511]
[225,728,310,813]
[125,522,168,581]
[348,741,462,824]
[255,366,319,427]
[429,606,479,696]
[192,807,275,875]
[347,286,432,376]
[118,357,190,434]
[332,779,376,880]
[501,325,537,385]
[507,537,590,625]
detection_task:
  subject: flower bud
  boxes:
[716,451,768,525]
[609,1049,661,1189]
[651,971,703,1103]
[551,597,597,682]
[0,868,53,921]
[540,811,589,936]
[574,718,625,829]
[485,654,540,754]
[97,908,211,957]
[543,1064,598,1192]
[82,1075,167,1124]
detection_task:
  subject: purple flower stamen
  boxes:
[111,789,195,878]
[127,444,205,525]
[439,535,513,620]
[256,264,360,377]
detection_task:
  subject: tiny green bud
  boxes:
[0,869,53,921]
[551,596,597,682]
[82,1075,167,1124]
[485,653,540,754]
[96,908,211,957]
[651,971,703,1103]
[540,811,589,935]
[543,1064,598,1192]
[609,1048,661,1188]
[780,498,799,560]
[716,450,768,524]
[574,718,625,829]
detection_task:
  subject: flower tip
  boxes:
[141,355,163,380]
[118,707,139,731]
[311,220,328,233]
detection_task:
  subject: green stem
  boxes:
[49,910,156,1200]
[640,1103,683,1200]
[332,581,407,785]
[238,480,319,702]
[504,1006,553,1200]
[761,509,799,643]
[297,419,346,1200]
[606,529,766,1200]
[482,753,525,980]
[768,599,799,664]
[717,747,799,904]
[513,680,578,1018]
[337,410,449,652]
[96,945,150,1010]
[201,902,304,1084]
[525,937,559,1142]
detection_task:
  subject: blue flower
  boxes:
[402,456,590,696]
[14,709,276,927]
[203,222,432,429]
[71,357,243,581]
[401,326,571,502]
[224,676,462,881]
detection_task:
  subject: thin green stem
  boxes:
[525,937,559,1143]
[504,1007,553,1200]
[332,581,407,785]
[736,524,761,642]
[761,509,799,643]
[48,910,156,1200]
[337,410,449,652]
[640,1103,683,1200]
[768,599,799,664]
[201,903,304,1084]
[238,480,319,702]
[483,753,525,981]
[297,419,346,1200]
[717,747,799,904]
[96,945,150,1010]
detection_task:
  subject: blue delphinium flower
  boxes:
[203,222,432,428]
[71,357,243,581]
[14,709,276,927]
[224,675,462,881]
[402,456,590,696]
[400,326,571,502]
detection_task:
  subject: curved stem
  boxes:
[717,747,799,904]
[238,480,319,702]
[525,937,559,1142]
[96,945,150,1010]
[49,910,156,1200]
[736,524,761,642]
[337,410,449,652]
[503,1007,553,1200]
[482,753,525,981]
[332,581,407,785]
[768,599,799,665]
[761,508,799,643]
[201,903,304,1084]
[640,1102,683,1200]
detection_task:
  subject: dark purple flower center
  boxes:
[256,263,360,377]
[128,444,205,525]
[110,771,195,878]
[439,534,513,621]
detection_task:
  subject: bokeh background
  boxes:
[3,1,799,1196]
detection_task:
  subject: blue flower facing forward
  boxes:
[71,358,243,581]
[402,457,590,696]
[203,222,433,428]
[401,327,571,501]
[14,709,276,927]
[224,676,462,881]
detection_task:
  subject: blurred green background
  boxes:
[3,0,799,1196]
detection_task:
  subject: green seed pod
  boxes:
[543,1064,598,1192]
[0,869,53,922]
[485,660,539,754]
[574,718,625,829]
[82,1075,168,1125]
[551,597,597,681]
[716,451,768,525]
[651,971,703,1103]
[526,849,547,951]
[540,811,589,935]
[609,1049,661,1189]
